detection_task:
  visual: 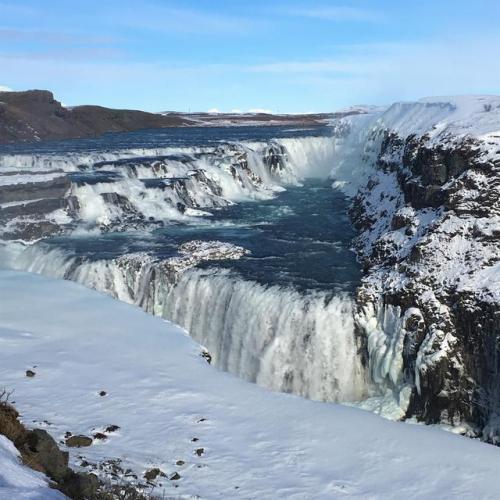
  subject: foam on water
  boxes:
[0,242,368,402]
[0,124,380,404]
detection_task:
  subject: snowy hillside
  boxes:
[1,269,500,500]
[333,96,500,433]
[0,434,65,499]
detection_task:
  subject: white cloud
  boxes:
[1,33,498,112]
[0,85,12,91]
[285,6,382,23]
[0,2,39,17]
[248,108,272,114]
[247,60,367,74]
[116,4,263,35]
[207,108,221,114]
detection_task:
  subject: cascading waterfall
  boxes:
[0,243,369,402]
[0,128,381,405]
[149,269,367,402]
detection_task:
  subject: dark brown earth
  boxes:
[0,90,193,143]
[0,89,346,144]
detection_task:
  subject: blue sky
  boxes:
[1,0,500,112]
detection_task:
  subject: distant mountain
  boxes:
[160,110,350,127]
[0,90,352,144]
[0,90,193,143]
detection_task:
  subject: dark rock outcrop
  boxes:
[65,435,93,448]
[352,128,500,439]
[0,399,148,498]
[0,90,193,143]
[23,428,69,482]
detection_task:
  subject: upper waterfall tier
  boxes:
[0,126,349,241]
[0,124,367,404]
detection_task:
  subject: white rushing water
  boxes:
[0,130,382,404]
[0,243,369,402]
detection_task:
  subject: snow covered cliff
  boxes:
[339,96,500,437]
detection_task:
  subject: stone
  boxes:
[61,471,100,500]
[24,429,69,482]
[144,467,165,481]
[65,435,93,448]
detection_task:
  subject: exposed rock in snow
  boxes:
[0,435,65,499]
[167,240,250,273]
[341,96,500,439]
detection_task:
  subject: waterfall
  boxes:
[152,269,367,402]
[0,131,379,404]
[0,243,369,403]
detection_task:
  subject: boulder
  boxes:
[65,435,93,448]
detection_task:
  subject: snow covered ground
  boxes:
[1,269,500,499]
[0,435,64,499]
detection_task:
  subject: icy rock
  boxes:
[144,467,166,481]
[349,96,500,435]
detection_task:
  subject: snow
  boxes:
[0,242,367,403]
[1,269,500,499]
[378,95,500,141]
[0,435,64,499]
[0,172,65,186]
[328,95,500,195]
[167,240,250,272]
[459,261,500,303]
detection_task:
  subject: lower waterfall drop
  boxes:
[151,269,368,402]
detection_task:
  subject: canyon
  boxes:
[1,94,499,497]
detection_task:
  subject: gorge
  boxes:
[1,95,500,496]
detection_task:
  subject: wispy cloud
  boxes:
[247,60,367,74]
[0,2,39,17]
[285,5,383,23]
[0,27,119,45]
[115,4,263,35]
[0,47,126,62]
[1,31,499,111]
[248,34,500,102]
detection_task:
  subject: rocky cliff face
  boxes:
[0,90,194,143]
[348,97,500,440]
[0,89,342,144]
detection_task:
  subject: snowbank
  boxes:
[1,270,500,499]
[0,435,64,499]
